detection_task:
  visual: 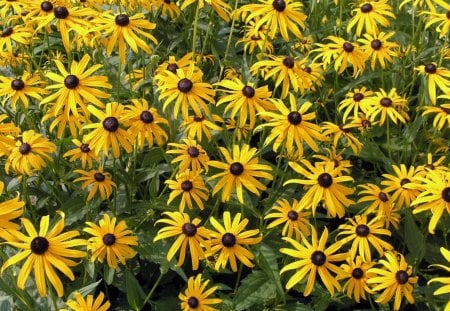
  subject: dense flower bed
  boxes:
[0,0,449,310]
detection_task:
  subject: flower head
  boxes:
[166,169,209,212]
[62,292,110,311]
[178,274,222,311]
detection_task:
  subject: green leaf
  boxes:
[125,269,146,311]
[103,265,115,285]
[233,270,277,311]
[256,243,284,300]
[404,209,426,266]
[75,280,102,297]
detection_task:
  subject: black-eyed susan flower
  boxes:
[265,198,311,240]
[208,211,262,272]
[154,53,197,85]
[237,18,274,55]
[124,98,169,149]
[415,63,450,104]
[63,139,99,169]
[157,64,215,120]
[422,102,450,131]
[73,167,116,202]
[358,32,399,70]
[313,36,368,77]
[84,213,138,269]
[62,291,110,311]
[181,0,232,22]
[347,1,395,36]
[280,226,347,295]
[183,114,223,142]
[408,170,449,234]
[312,147,352,176]
[0,0,25,17]
[154,212,211,270]
[338,87,374,122]
[284,159,355,218]
[42,106,88,139]
[166,169,209,212]
[208,144,273,203]
[251,55,312,99]
[239,0,306,41]
[399,0,435,10]
[150,0,181,18]
[1,214,87,297]
[167,138,209,172]
[0,197,24,242]
[367,251,418,310]
[422,0,450,38]
[336,256,376,303]
[362,88,409,125]
[381,164,420,209]
[416,153,449,176]
[0,72,47,111]
[358,183,392,215]
[321,121,363,155]
[83,102,134,158]
[178,274,222,311]
[5,130,56,176]
[256,94,326,155]
[337,214,393,261]
[215,79,274,129]
[41,54,112,118]
[93,12,157,64]
[0,24,33,53]
[427,247,450,311]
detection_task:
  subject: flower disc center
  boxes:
[371,39,382,50]
[94,172,106,182]
[187,297,199,308]
[424,63,437,74]
[115,14,130,26]
[30,236,49,254]
[272,0,286,12]
[19,143,31,155]
[242,86,255,98]
[287,210,298,221]
[178,78,193,93]
[343,42,354,53]
[353,93,364,101]
[181,180,193,192]
[380,97,392,107]
[166,63,178,73]
[311,250,326,266]
[102,233,116,246]
[40,1,53,12]
[182,223,197,237]
[64,74,79,89]
[54,6,69,19]
[318,173,333,188]
[140,111,154,124]
[229,162,244,176]
[287,111,302,125]
[352,267,364,279]
[222,232,237,247]
[187,146,200,158]
[442,187,450,202]
[282,56,295,68]
[360,3,373,13]
[1,27,13,37]
[356,224,370,237]
[378,191,389,202]
[103,117,119,132]
[11,79,25,90]
[80,143,90,153]
[396,270,409,284]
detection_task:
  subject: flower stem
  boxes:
[140,272,164,310]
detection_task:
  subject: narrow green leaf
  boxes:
[125,269,146,311]
[404,209,426,265]
[75,280,102,297]
[256,243,284,299]
[103,265,115,285]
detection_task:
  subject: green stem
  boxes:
[140,272,164,311]
[233,263,244,295]
[386,119,391,160]
[191,3,201,59]
[219,0,240,79]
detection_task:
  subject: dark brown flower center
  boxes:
[115,14,130,26]
[242,86,255,98]
[103,117,119,132]
[424,163,435,170]
[64,75,79,89]
[371,39,382,50]
[222,232,236,247]
[287,210,298,221]
[442,187,450,202]
[11,79,25,91]
[178,78,193,93]
[80,143,90,153]
[229,162,244,176]
[353,93,364,101]
[447,11,450,19]
[102,233,116,246]
[378,191,389,202]
[182,223,197,237]
[166,63,178,73]
[19,143,31,155]
[287,111,302,125]
[54,6,69,19]
[360,3,373,13]
[187,297,199,308]
[181,180,193,191]
[303,66,312,73]
[311,250,326,266]
[361,119,371,128]
[356,224,370,237]
[94,172,106,182]
[30,236,49,254]
[272,0,286,12]
[283,56,295,68]
[396,270,409,284]
[140,111,154,124]
[187,146,200,158]
[343,42,354,53]
[424,63,437,74]
[1,27,13,37]
[400,178,410,187]
[193,115,204,122]
[318,173,333,188]
[164,0,171,4]
[380,97,392,107]
[40,1,53,12]
[352,267,364,279]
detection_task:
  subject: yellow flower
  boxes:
[381,164,420,209]
[154,212,211,270]
[167,138,210,172]
[422,0,450,38]
[347,1,395,36]
[0,197,24,242]
[1,214,86,297]
[73,167,116,202]
[178,274,222,311]
[180,0,232,22]
[284,159,355,218]
[358,32,399,70]
[84,213,138,269]
[362,88,409,125]
[166,169,209,212]
[182,114,223,142]
[280,226,347,295]
[427,247,450,311]
[208,211,262,272]
[422,102,450,131]
[208,144,273,203]
[321,121,363,155]
[415,63,450,104]
[62,291,110,311]
[63,139,99,169]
